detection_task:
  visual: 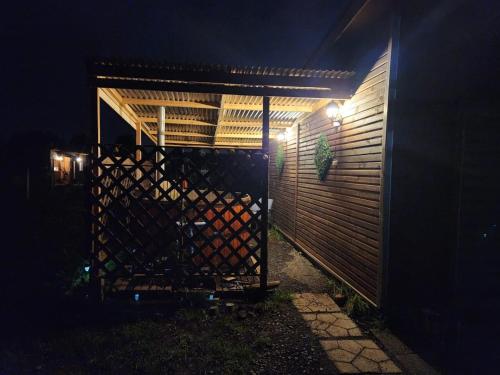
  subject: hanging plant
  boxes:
[314,134,334,181]
[275,143,285,176]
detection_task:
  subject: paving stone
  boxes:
[361,348,390,362]
[338,340,363,354]
[357,339,379,349]
[301,313,316,321]
[304,312,362,338]
[326,325,349,337]
[320,339,402,374]
[352,356,380,373]
[333,314,358,329]
[328,349,357,363]
[301,295,403,374]
[335,362,360,374]
[380,359,402,373]
[348,327,363,336]
[320,340,339,351]
[292,293,341,313]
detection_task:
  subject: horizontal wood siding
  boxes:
[269,124,298,240]
[269,49,390,304]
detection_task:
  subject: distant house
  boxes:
[50,149,87,186]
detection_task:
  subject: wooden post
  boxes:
[135,121,142,180]
[89,86,102,302]
[156,107,165,198]
[294,123,300,241]
[158,106,165,147]
[260,96,270,292]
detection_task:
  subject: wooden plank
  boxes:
[93,77,350,99]
[123,97,219,109]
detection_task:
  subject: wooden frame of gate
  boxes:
[87,60,354,299]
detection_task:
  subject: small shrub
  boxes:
[327,278,372,319]
[275,143,285,176]
[314,134,334,180]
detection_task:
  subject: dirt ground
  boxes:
[268,236,331,293]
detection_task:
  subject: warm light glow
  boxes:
[333,120,341,127]
[339,101,352,118]
[53,154,63,161]
[76,156,82,162]
[277,132,286,142]
[326,102,339,119]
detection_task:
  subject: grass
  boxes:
[0,316,254,374]
[0,292,296,375]
[268,225,284,241]
[261,289,294,312]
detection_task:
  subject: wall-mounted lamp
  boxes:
[76,156,82,163]
[326,102,342,127]
[277,132,286,142]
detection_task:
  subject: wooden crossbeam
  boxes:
[122,98,219,109]
[151,130,272,139]
[223,103,313,112]
[138,117,217,126]
[219,120,293,128]
[151,131,212,138]
[120,97,315,112]
[98,88,156,143]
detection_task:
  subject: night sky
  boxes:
[0,0,349,142]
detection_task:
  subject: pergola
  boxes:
[87,60,355,298]
[89,60,355,148]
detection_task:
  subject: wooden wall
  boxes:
[269,47,390,305]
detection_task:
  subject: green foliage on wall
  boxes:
[314,134,334,181]
[276,143,285,176]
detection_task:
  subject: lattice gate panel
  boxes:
[89,144,267,287]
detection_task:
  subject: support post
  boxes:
[135,121,142,180]
[260,96,270,292]
[156,106,165,198]
[88,86,102,303]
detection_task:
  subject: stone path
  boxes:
[293,293,401,374]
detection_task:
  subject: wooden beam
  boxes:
[213,95,226,144]
[123,97,316,112]
[90,62,353,91]
[311,98,332,113]
[219,120,293,129]
[159,139,261,148]
[98,88,157,143]
[93,77,350,99]
[223,103,313,112]
[217,133,264,139]
[122,98,219,109]
[151,131,269,139]
[152,131,213,138]
[216,141,262,147]
[138,117,217,127]
[260,96,270,291]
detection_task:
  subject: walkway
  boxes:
[293,292,400,373]
[268,235,443,375]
